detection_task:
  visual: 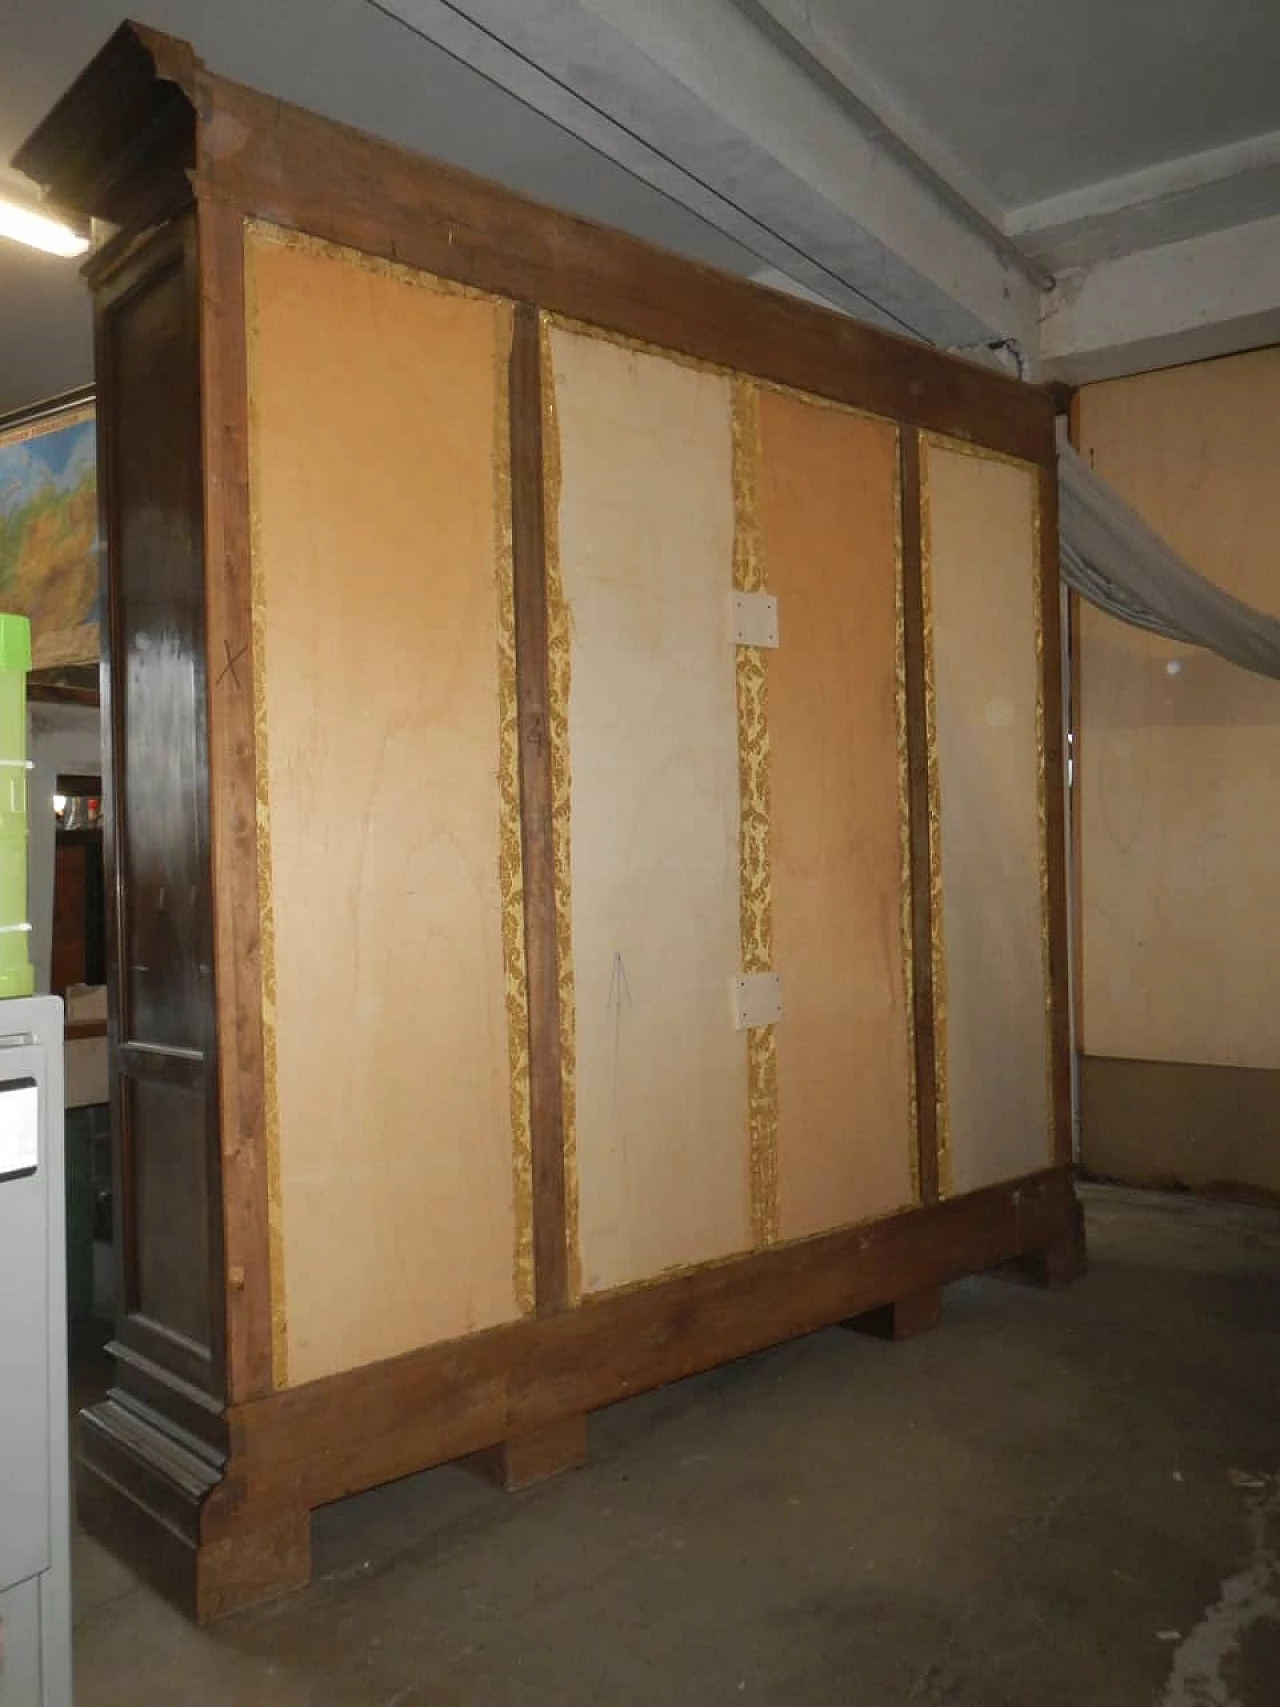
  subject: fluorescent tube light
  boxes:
[0,197,89,258]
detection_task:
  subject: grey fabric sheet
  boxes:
[1057,432,1280,682]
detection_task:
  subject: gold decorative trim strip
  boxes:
[920,429,1040,474]
[543,310,888,429]
[245,218,500,306]
[732,379,780,1248]
[892,431,920,1203]
[917,442,952,1199]
[243,226,289,1389]
[539,319,582,1303]
[493,304,536,1316]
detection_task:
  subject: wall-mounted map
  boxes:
[0,394,98,668]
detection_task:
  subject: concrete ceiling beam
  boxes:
[1040,213,1280,385]
[385,0,1043,352]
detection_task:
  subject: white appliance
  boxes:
[0,996,71,1707]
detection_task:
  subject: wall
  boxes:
[1075,346,1280,1196]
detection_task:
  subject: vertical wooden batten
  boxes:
[196,192,276,1402]
[1037,461,1074,1165]
[898,430,941,1204]
[510,304,570,1314]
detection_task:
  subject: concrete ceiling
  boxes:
[764,0,1280,275]
[802,0,1280,206]
[0,0,762,413]
[4,0,1279,410]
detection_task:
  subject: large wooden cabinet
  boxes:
[17,24,1081,1622]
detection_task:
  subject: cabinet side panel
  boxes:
[246,229,524,1385]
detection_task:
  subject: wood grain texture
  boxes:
[197,191,274,1400]
[1076,349,1280,1072]
[220,1166,1079,1527]
[14,22,197,234]
[94,213,225,1399]
[246,229,524,1384]
[470,1415,589,1492]
[924,443,1051,1195]
[899,431,941,1203]
[844,1285,942,1341]
[547,325,750,1294]
[756,391,914,1238]
[85,1161,1081,1622]
[509,305,570,1314]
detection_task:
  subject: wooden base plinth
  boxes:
[77,1396,312,1623]
[471,1416,589,1492]
[999,1235,1087,1289]
[80,1167,1082,1623]
[843,1284,942,1341]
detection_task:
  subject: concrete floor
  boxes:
[73,1185,1280,1705]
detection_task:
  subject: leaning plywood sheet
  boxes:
[246,227,529,1386]
[546,323,749,1296]
[1076,349,1280,1072]
[755,389,915,1239]
[923,442,1051,1195]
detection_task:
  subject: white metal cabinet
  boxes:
[0,1000,70,1707]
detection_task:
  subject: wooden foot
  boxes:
[843,1284,942,1341]
[997,1199,1087,1290]
[471,1416,589,1492]
[1000,1231,1087,1289]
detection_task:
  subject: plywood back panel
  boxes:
[547,324,749,1295]
[757,392,915,1238]
[924,443,1050,1195]
[246,228,526,1386]
[1076,349,1280,1071]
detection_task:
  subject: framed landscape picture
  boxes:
[0,388,98,668]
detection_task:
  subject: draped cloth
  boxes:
[1057,431,1280,682]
